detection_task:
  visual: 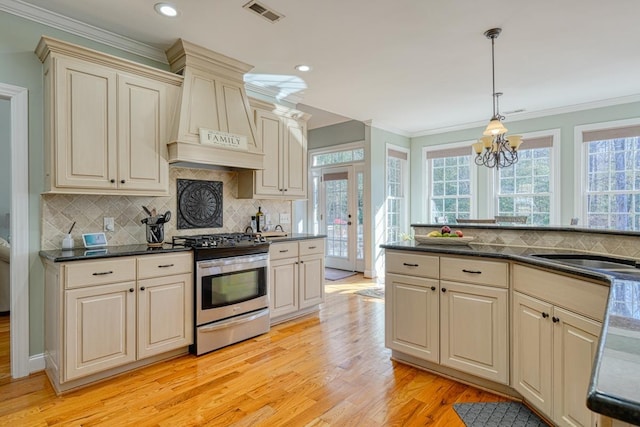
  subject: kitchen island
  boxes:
[380,238,640,426]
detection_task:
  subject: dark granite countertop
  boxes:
[381,240,640,425]
[266,233,327,242]
[39,244,192,262]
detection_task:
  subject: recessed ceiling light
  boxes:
[295,64,311,72]
[154,3,179,17]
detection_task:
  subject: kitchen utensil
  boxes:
[141,217,148,224]
[142,206,152,216]
[67,221,76,235]
[163,211,171,222]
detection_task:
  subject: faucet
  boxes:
[244,226,254,234]
[274,224,284,232]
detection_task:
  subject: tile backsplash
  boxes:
[413,226,640,260]
[41,167,291,250]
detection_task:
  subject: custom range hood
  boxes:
[165,39,263,170]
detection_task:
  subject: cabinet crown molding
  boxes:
[35,36,182,86]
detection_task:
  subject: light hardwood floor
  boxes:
[0,274,509,426]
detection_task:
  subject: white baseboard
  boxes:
[364,269,376,279]
[29,353,45,373]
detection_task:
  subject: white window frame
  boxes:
[490,129,561,224]
[423,141,478,223]
[574,117,640,227]
[385,143,410,242]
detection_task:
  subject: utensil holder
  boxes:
[146,223,164,247]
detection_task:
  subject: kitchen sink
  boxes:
[531,253,640,273]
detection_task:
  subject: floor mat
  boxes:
[354,287,385,299]
[453,402,548,427]
[325,268,357,281]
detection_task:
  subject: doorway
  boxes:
[311,164,364,272]
[0,82,29,379]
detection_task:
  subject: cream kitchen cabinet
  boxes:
[43,252,193,394]
[385,251,509,384]
[385,273,440,363]
[36,36,181,196]
[269,239,325,323]
[238,100,310,199]
[513,264,608,427]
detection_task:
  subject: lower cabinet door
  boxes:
[440,280,509,384]
[64,281,136,381]
[299,254,324,309]
[270,257,299,318]
[553,307,601,427]
[512,292,553,416]
[137,273,193,359]
[385,273,439,363]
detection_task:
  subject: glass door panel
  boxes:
[323,166,355,271]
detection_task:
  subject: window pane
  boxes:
[427,153,472,223]
[496,146,552,225]
[585,136,640,230]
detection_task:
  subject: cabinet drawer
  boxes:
[64,258,136,289]
[513,264,608,321]
[386,250,439,278]
[270,242,299,260]
[137,252,192,279]
[440,256,508,288]
[299,239,324,256]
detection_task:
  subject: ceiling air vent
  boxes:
[243,0,285,23]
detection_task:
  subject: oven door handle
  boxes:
[198,308,269,332]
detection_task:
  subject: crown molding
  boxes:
[363,119,411,137]
[411,93,640,138]
[0,0,168,64]
[244,81,305,105]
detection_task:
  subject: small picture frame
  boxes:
[82,232,108,248]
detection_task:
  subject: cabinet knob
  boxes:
[542,312,549,318]
[284,188,288,191]
[129,288,134,293]
[300,260,304,264]
[441,288,447,293]
[552,316,560,323]
[110,179,115,184]
[140,286,145,291]
[120,179,125,184]
[430,286,436,291]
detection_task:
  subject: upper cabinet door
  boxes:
[283,118,307,197]
[54,57,117,190]
[254,109,284,196]
[117,74,168,193]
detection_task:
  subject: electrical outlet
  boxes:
[104,217,115,232]
[279,213,290,224]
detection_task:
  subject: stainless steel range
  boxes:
[173,233,270,355]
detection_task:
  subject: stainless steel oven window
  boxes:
[201,267,267,309]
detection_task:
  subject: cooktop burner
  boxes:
[172,233,270,260]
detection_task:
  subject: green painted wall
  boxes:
[308,120,365,149]
[0,10,170,356]
[410,101,640,225]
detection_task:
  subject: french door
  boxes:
[311,165,364,271]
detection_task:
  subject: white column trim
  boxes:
[0,82,30,378]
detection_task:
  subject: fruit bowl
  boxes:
[414,235,475,245]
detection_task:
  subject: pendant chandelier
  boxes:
[473,28,523,169]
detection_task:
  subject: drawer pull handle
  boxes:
[403,263,419,267]
[308,246,317,249]
[542,312,549,319]
[279,249,289,253]
[158,264,174,268]
[462,269,482,274]
[92,271,113,276]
